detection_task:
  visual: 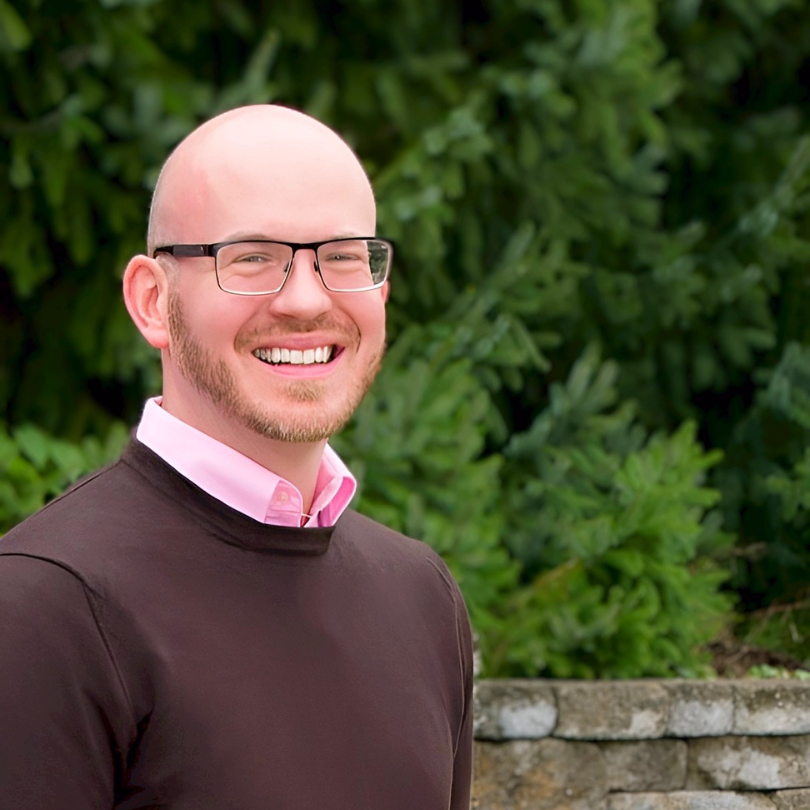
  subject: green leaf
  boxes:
[0,0,31,51]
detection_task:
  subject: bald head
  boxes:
[147,105,376,255]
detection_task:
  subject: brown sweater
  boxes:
[0,440,473,810]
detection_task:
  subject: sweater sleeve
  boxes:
[0,554,134,809]
[449,573,474,810]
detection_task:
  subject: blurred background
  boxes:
[2,0,810,679]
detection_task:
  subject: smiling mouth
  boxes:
[252,345,337,366]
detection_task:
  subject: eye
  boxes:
[218,242,292,270]
[236,253,273,263]
[320,241,368,263]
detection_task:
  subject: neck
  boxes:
[159,392,327,513]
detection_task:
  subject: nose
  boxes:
[268,248,333,320]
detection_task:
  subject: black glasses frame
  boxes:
[153,237,393,295]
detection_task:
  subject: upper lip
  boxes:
[249,334,347,351]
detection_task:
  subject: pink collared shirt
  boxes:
[135,398,356,527]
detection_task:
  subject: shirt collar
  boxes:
[135,398,356,527]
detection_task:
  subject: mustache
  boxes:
[236,317,358,346]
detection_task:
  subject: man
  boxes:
[0,105,473,809]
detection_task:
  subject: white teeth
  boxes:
[253,345,335,365]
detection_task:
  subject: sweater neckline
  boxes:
[121,439,336,556]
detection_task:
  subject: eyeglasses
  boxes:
[153,237,393,295]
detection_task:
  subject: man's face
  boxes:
[157,119,387,445]
[165,282,385,444]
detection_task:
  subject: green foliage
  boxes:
[746,665,810,680]
[495,346,732,677]
[4,0,810,677]
[0,422,128,534]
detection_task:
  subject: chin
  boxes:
[244,411,350,444]
[235,389,357,444]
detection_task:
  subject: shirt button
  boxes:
[277,491,290,503]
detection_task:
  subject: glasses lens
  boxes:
[216,242,293,294]
[317,239,390,291]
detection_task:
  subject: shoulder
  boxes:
[336,511,474,734]
[0,457,159,571]
[336,509,444,565]
[0,552,92,609]
[0,553,139,778]
[0,466,136,644]
[5,459,135,533]
[334,509,466,607]
[0,554,115,691]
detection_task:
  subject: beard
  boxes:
[166,289,384,443]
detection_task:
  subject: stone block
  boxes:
[663,681,735,737]
[687,735,810,790]
[734,682,810,736]
[608,792,777,810]
[474,679,557,740]
[772,788,810,809]
[554,681,670,740]
[600,739,688,791]
[472,739,606,810]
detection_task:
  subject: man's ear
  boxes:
[123,254,172,349]
[381,280,390,303]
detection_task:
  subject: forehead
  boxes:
[153,110,377,245]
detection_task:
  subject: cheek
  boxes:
[352,291,387,337]
[177,287,259,347]
[357,303,386,346]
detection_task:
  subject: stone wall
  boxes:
[473,680,810,810]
